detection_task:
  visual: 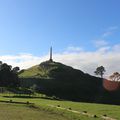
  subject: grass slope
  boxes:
[19,65,48,78]
[0,103,71,120]
[19,61,77,78]
[0,94,120,120]
[19,60,102,102]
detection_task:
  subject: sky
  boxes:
[0,0,120,77]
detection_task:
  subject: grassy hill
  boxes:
[19,65,49,78]
[19,60,84,79]
[19,60,103,102]
[18,60,120,104]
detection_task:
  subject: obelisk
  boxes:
[49,46,53,62]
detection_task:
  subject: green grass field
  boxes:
[0,103,72,120]
[0,94,120,120]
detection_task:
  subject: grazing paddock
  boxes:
[0,103,72,120]
[0,94,120,120]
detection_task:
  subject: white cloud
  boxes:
[112,44,120,52]
[93,39,108,48]
[93,26,118,48]
[102,26,118,38]
[54,46,120,77]
[65,46,83,53]
[0,53,48,69]
[0,45,120,78]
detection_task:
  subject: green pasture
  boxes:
[0,93,119,120]
[0,103,71,120]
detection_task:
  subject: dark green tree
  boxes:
[94,66,106,78]
[12,67,20,73]
[0,62,20,87]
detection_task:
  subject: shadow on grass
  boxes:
[3,95,41,99]
[0,99,34,105]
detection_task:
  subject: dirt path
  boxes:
[48,105,117,120]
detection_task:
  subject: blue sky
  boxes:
[0,0,120,76]
[0,0,120,55]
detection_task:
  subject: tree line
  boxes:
[0,60,119,88]
[0,61,20,87]
[94,66,120,81]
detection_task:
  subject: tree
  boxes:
[12,67,20,73]
[0,63,12,71]
[109,72,120,81]
[0,61,2,65]
[94,66,106,78]
[0,62,20,87]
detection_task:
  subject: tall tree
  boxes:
[109,72,120,81]
[94,66,106,78]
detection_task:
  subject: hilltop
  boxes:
[19,60,103,102]
[19,60,84,79]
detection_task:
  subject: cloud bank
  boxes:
[0,44,120,78]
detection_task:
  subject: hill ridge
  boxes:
[19,60,84,79]
[19,60,104,102]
